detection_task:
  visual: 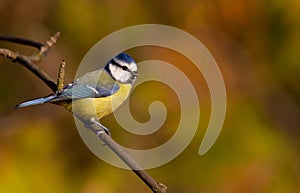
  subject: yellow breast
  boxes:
[64,83,132,121]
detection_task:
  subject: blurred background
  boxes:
[0,0,299,192]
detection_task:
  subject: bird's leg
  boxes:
[89,118,111,136]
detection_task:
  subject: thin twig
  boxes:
[0,32,60,91]
[0,35,43,49]
[57,60,66,91]
[29,31,61,62]
[37,31,60,62]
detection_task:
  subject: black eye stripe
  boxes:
[111,59,129,71]
[121,65,128,70]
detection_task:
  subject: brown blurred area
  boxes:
[0,0,299,193]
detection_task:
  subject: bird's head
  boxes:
[105,53,138,84]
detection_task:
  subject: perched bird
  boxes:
[16,53,138,133]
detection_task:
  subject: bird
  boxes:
[16,53,138,134]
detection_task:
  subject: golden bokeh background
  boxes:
[0,0,299,192]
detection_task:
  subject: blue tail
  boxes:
[16,95,56,108]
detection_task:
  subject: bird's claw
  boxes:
[89,118,111,136]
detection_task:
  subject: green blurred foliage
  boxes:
[0,0,299,192]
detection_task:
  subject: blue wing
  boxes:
[16,68,120,108]
[16,81,120,108]
[51,81,120,102]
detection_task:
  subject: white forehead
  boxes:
[114,58,137,72]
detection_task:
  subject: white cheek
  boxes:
[109,63,118,74]
[118,71,131,82]
[110,64,131,82]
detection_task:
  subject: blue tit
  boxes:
[16,53,138,132]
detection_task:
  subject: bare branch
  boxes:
[86,120,168,193]
[1,32,167,193]
[0,34,43,49]
[39,31,60,61]
[30,31,61,62]
[0,48,57,91]
[0,48,17,60]
[16,56,57,92]
[57,60,66,91]
[0,32,61,91]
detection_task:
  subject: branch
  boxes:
[87,120,167,193]
[57,60,66,91]
[1,33,167,193]
[0,34,43,49]
[34,31,61,62]
[0,32,60,92]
